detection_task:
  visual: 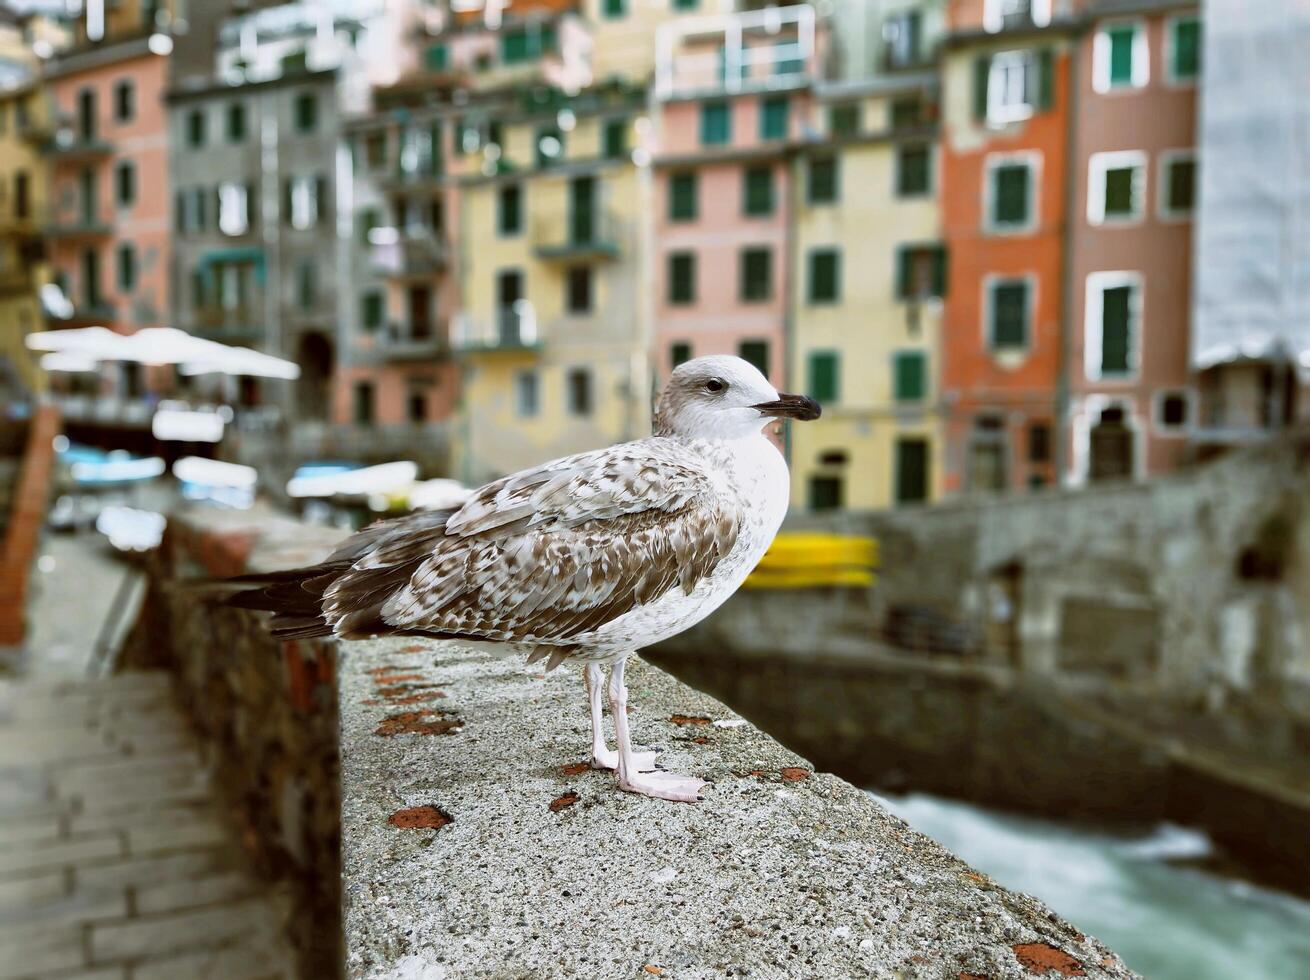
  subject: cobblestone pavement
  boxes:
[0,671,299,978]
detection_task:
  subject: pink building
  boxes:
[45,26,170,395]
[651,3,819,388]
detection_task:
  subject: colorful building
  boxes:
[0,7,60,399]
[939,0,1073,494]
[651,3,818,388]
[42,0,173,409]
[790,68,945,511]
[1066,1,1200,483]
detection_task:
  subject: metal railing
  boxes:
[369,229,449,278]
[451,303,540,352]
[531,209,621,260]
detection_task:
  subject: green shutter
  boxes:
[743,166,773,216]
[603,118,627,159]
[895,247,911,299]
[1037,48,1054,109]
[808,351,839,403]
[894,351,926,402]
[991,281,1028,349]
[1101,285,1132,374]
[993,164,1030,226]
[760,96,788,140]
[896,145,929,196]
[973,55,990,120]
[810,250,840,303]
[931,245,948,299]
[670,342,692,367]
[603,0,625,18]
[1108,25,1136,86]
[670,173,697,221]
[669,252,695,304]
[362,291,383,330]
[829,103,859,137]
[738,340,769,378]
[700,103,730,145]
[740,248,772,301]
[895,439,929,504]
[425,43,449,71]
[1173,19,1201,79]
[808,156,837,204]
[1103,166,1135,216]
[1168,158,1195,213]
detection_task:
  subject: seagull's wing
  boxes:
[321,441,740,644]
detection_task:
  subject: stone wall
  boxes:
[128,505,350,979]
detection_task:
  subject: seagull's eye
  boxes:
[704,378,727,394]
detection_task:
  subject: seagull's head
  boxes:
[653,355,821,440]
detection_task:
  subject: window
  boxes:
[359,207,380,245]
[502,24,557,64]
[188,186,209,232]
[361,290,384,330]
[808,351,839,403]
[986,156,1036,231]
[406,387,428,424]
[116,243,136,291]
[1167,16,1201,83]
[285,175,322,230]
[603,118,627,159]
[740,247,772,302]
[808,476,843,512]
[1160,151,1196,218]
[738,340,769,379]
[668,252,695,304]
[700,102,730,146]
[808,249,840,304]
[365,132,387,170]
[896,244,948,300]
[743,166,773,216]
[1094,21,1147,92]
[566,368,593,416]
[673,0,698,9]
[1084,272,1141,380]
[218,182,249,235]
[1156,390,1190,430]
[891,94,926,130]
[114,161,135,207]
[669,172,697,221]
[987,277,1031,351]
[227,102,247,142]
[80,247,101,306]
[515,370,539,418]
[829,103,859,138]
[983,0,1050,33]
[603,0,626,18]
[884,9,922,69]
[895,144,931,197]
[536,126,563,168]
[14,171,29,219]
[1028,422,1051,462]
[186,108,206,148]
[1088,151,1145,224]
[760,95,788,141]
[294,92,318,133]
[566,266,592,314]
[113,79,134,123]
[981,49,1052,125]
[895,438,929,504]
[425,43,449,71]
[893,351,926,403]
[297,261,316,308]
[670,342,692,368]
[808,156,838,204]
[353,381,375,425]
[77,88,96,141]
[498,184,522,235]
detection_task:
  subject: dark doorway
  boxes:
[1089,406,1134,482]
[296,331,334,421]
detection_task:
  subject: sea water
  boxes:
[874,792,1310,979]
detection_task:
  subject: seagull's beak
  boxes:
[752,393,822,421]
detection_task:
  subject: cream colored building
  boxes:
[790,77,945,510]
[452,90,652,483]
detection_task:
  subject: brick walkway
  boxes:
[0,672,298,980]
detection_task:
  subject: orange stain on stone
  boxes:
[1012,943,1085,977]
[387,805,453,830]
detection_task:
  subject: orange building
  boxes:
[939,0,1073,493]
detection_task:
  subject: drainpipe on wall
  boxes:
[1055,27,1081,486]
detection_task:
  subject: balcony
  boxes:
[16,117,55,146]
[193,304,263,344]
[369,230,449,280]
[374,320,448,362]
[0,207,44,239]
[451,305,540,354]
[46,299,117,327]
[655,5,817,101]
[532,210,622,262]
[45,216,113,240]
[47,134,116,161]
[49,393,155,429]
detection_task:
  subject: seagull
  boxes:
[229,356,819,802]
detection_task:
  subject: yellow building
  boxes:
[583,0,729,86]
[790,78,945,511]
[0,15,56,398]
[452,88,652,483]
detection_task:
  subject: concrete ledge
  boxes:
[339,641,1137,979]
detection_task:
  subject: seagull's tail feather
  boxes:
[224,566,346,639]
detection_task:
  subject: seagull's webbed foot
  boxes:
[616,769,709,803]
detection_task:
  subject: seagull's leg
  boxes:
[586,662,657,772]
[607,657,707,803]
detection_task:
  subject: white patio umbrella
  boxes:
[26,326,300,380]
